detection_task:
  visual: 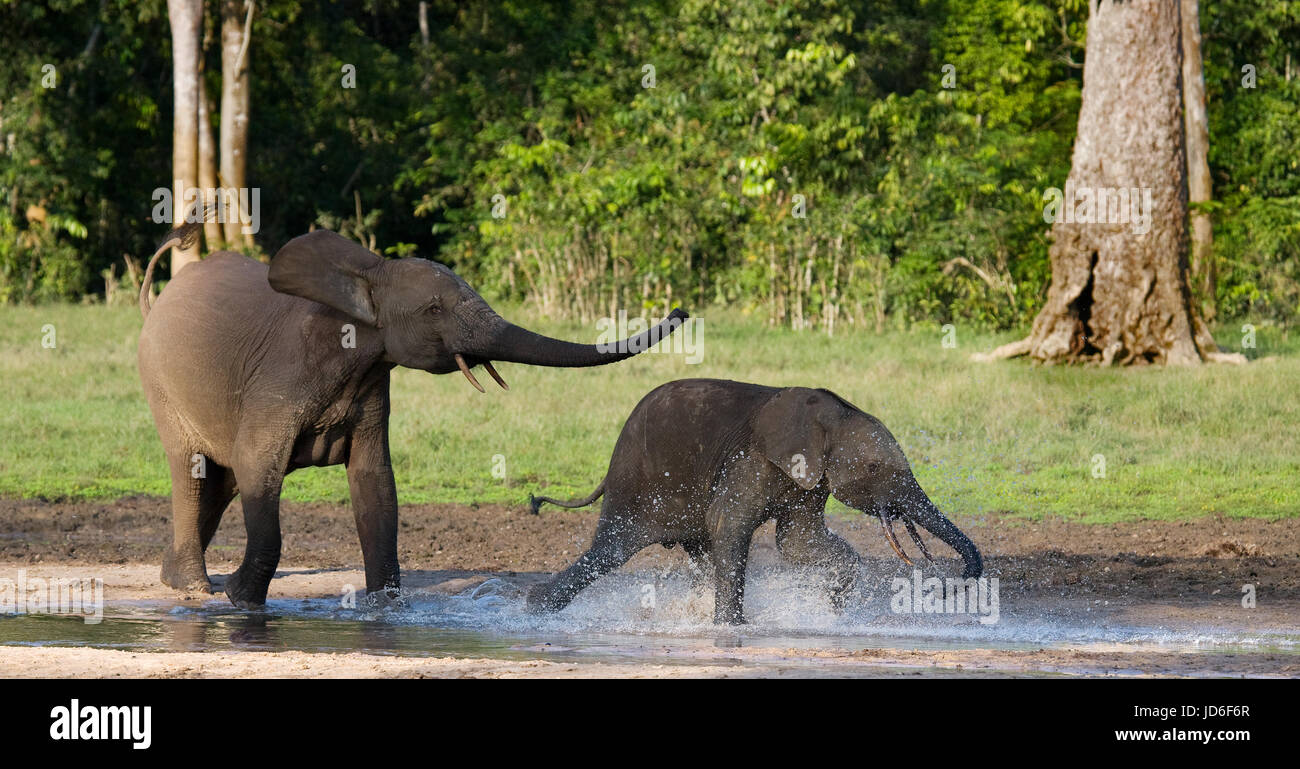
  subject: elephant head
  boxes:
[267,230,686,389]
[754,388,983,579]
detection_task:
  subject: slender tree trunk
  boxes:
[167,0,202,274]
[977,0,1240,366]
[198,11,223,251]
[220,0,253,247]
[198,89,222,250]
[1181,0,1215,321]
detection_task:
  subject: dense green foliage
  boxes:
[1,0,1296,328]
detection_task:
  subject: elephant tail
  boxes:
[528,480,606,516]
[139,220,204,320]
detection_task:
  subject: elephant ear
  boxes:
[268,230,384,327]
[754,388,827,490]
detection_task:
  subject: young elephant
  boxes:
[527,378,982,624]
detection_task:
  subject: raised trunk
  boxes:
[166,0,202,274]
[474,309,688,367]
[1019,0,1221,365]
[219,0,252,247]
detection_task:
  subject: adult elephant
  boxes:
[137,222,687,608]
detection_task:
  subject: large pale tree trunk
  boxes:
[220,0,253,247]
[1181,0,1215,321]
[166,0,202,274]
[977,0,1239,366]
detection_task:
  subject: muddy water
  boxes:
[3,567,1296,675]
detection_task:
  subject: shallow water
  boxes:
[2,568,1297,669]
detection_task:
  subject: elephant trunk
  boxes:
[471,309,688,368]
[907,497,983,579]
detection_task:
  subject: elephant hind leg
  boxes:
[161,452,236,593]
[527,525,643,614]
[223,459,286,609]
[199,466,237,551]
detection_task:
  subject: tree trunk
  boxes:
[983,0,1235,366]
[1181,0,1215,321]
[198,12,223,251]
[198,88,222,250]
[167,0,202,274]
[220,0,253,247]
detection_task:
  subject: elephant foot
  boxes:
[160,550,212,594]
[826,573,859,614]
[362,586,406,610]
[222,568,269,610]
[524,583,568,614]
[166,577,214,595]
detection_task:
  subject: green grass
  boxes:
[2,303,1297,523]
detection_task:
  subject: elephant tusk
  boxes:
[482,360,509,390]
[455,354,485,393]
[879,515,914,566]
[903,518,935,563]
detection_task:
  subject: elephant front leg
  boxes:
[347,426,400,596]
[709,508,765,625]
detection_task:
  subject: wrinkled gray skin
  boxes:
[527,378,982,624]
[137,222,687,608]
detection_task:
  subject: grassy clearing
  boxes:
[1,303,1296,523]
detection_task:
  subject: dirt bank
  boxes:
[4,495,1297,603]
[2,497,1297,678]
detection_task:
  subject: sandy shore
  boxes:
[4,638,1295,678]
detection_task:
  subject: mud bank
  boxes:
[4,496,1297,598]
[1,498,1297,678]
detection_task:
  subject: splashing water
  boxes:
[2,562,1296,667]
[289,564,1299,654]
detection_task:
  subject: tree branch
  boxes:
[234,0,255,75]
